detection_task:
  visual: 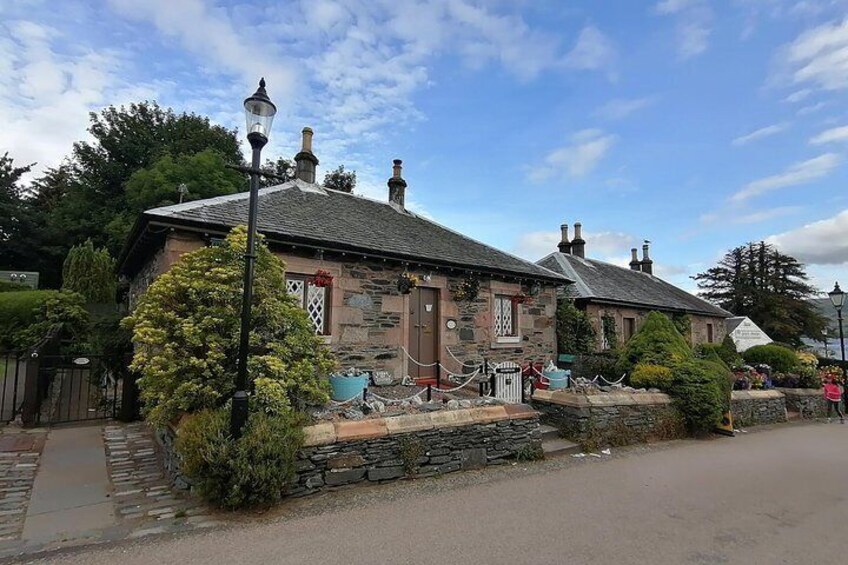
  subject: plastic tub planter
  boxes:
[329,373,369,401]
[543,369,570,390]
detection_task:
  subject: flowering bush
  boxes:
[732,365,772,390]
[819,365,844,385]
[397,272,419,294]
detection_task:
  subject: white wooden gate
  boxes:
[491,361,523,404]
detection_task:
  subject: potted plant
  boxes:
[311,269,334,288]
[328,367,370,401]
[397,272,419,294]
[453,276,480,302]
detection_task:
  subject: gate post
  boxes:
[20,353,41,427]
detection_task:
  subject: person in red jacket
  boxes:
[824,378,845,424]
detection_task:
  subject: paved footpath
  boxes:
[0,423,219,560]
[14,421,848,565]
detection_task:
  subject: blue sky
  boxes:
[2,0,848,294]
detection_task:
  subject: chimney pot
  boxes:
[558,223,572,254]
[629,248,641,271]
[641,242,654,275]
[571,221,586,258]
[294,126,319,183]
[388,158,407,209]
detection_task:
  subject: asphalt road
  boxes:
[21,422,848,565]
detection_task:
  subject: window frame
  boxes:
[707,323,714,344]
[493,294,520,343]
[285,273,332,336]
[623,317,636,342]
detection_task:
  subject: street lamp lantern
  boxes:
[829,281,846,363]
[231,78,276,439]
[243,78,277,139]
[829,282,845,310]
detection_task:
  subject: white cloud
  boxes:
[783,18,848,91]
[594,96,656,120]
[731,153,840,202]
[654,0,712,59]
[513,228,635,261]
[767,209,848,265]
[0,19,156,180]
[732,123,788,146]
[701,205,802,225]
[810,125,848,144]
[529,129,617,182]
[784,88,811,102]
[563,25,617,75]
[796,101,827,115]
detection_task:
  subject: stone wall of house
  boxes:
[730,390,786,427]
[531,390,685,447]
[156,405,541,495]
[128,229,558,379]
[583,304,726,351]
[779,388,826,419]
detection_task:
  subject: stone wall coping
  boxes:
[302,404,538,447]
[531,389,673,408]
[731,389,785,400]
[775,387,823,397]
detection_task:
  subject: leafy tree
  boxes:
[62,239,117,303]
[259,157,295,187]
[555,296,596,354]
[693,242,826,345]
[0,153,35,271]
[123,226,335,426]
[125,149,245,213]
[323,165,356,193]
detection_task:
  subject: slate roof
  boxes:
[725,317,746,333]
[122,179,567,283]
[537,252,731,318]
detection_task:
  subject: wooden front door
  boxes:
[408,288,439,379]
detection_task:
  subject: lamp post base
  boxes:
[230,391,249,439]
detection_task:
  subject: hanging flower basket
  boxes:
[397,272,420,294]
[453,276,480,302]
[312,269,334,288]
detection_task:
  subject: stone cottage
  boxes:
[119,128,569,381]
[537,223,731,351]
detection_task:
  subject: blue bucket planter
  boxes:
[329,373,369,401]
[544,369,570,390]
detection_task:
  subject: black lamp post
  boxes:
[829,282,845,363]
[231,78,277,439]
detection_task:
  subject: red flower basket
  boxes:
[312,269,334,288]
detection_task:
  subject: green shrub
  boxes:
[669,360,724,435]
[0,290,88,349]
[617,311,693,375]
[742,344,798,373]
[556,299,596,355]
[573,353,619,381]
[176,408,306,509]
[62,240,117,303]
[0,281,27,293]
[124,226,335,426]
[630,363,674,390]
[696,335,742,368]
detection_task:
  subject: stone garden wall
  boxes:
[531,390,684,448]
[778,388,826,419]
[156,405,541,496]
[729,390,786,427]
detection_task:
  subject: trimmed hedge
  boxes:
[0,291,59,349]
[670,360,726,435]
[630,363,674,390]
[0,281,28,293]
[0,290,88,350]
[743,344,798,373]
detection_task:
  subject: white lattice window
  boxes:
[493,296,517,338]
[286,276,329,335]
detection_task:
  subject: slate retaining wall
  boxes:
[156,405,541,496]
[729,390,786,427]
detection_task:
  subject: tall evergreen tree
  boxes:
[62,240,117,303]
[693,241,826,345]
[0,153,34,271]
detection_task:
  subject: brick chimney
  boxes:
[558,223,572,254]
[571,222,586,258]
[294,127,319,183]
[387,159,407,209]
[629,248,641,271]
[641,241,653,275]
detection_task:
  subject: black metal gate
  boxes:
[36,355,123,424]
[1,352,26,423]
